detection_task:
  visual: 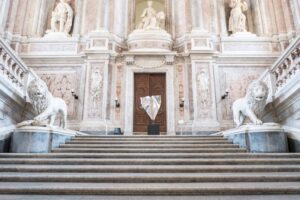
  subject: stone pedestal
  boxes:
[43,32,70,39]
[222,123,288,153]
[230,32,257,38]
[148,124,160,135]
[127,29,172,52]
[10,126,78,153]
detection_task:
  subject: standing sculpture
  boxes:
[140,95,161,122]
[229,0,248,34]
[17,79,68,129]
[137,1,165,30]
[46,0,73,36]
[232,80,269,127]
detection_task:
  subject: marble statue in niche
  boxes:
[46,0,73,36]
[197,68,210,107]
[90,67,103,110]
[137,1,165,30]
[229,0,248,34]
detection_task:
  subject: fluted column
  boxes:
[191,0,204,30]
[113,0,127,37]
[291,0,300,33]
[73,0,84,36]
[218,0,227,36]
[252,0,264,36]
[0,0,10,34]
[102,0,110,29]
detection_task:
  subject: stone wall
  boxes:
[0,0,299,134]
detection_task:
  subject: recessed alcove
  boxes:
[135,0,166,30]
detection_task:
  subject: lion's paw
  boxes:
[254,119,263,125]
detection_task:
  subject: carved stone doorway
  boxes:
[133,73,167,134]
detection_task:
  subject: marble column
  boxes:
[73,0,84,36]
[101,0,110,30]
[113,0,127,37]
[173,0,186,37]
[291,0,300,33]
[252,0,264,36]
[218,0,227,36]
[191,0,204,31]
[0,0,10,34]
[95,0,103,31]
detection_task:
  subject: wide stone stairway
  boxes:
[0,135,300,200]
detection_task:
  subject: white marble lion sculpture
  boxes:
[17,79,67,129]
[232,80,269,127]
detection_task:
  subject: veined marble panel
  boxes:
[216,65,267,122]
[21,37,80,56]
[32,66,82,121]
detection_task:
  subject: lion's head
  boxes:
[27,79,50,114]
[246,80,269,114]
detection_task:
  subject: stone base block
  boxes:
[10,126,78,153]
[0,133,11,153]
[222,123,288,153]
[127,29,172,52]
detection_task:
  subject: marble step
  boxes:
[0,152,250,159]
[66,140,231,144]
[1,153,300,159]
[59,143,240,148]
[0,158,300,165]
[0,172,299,183]
[1,194,299,200]
[0,182,299,195]
[1,164,300,173]
[74,136,224,139]
[72,136,228,142]
[51,148,247,153]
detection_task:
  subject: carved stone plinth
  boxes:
[10,126,79,153]
[127,30,172,52]
[222,123,288,153]
[43,32,70,39]
[230,32,257,38]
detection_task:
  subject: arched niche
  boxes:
[135,0,166,30]
[129,0,170,34]
[45,0,77,36]
[224,0,256,35]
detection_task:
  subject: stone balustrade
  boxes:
[271,36,300,93]
[0,38,37,98]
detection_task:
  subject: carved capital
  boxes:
[126,56,135,65]
[165,55,175,65]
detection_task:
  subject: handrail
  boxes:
[0,38,37,98]
[271,36,300,93]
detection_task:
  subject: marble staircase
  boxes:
[0,135,300,199]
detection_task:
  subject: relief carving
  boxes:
[88,66,103,118]
[196,66,212,119]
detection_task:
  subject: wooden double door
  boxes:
[133,73,167,133]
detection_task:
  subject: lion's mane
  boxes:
[27,80,51,115]
[245,80,269,118]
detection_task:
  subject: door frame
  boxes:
[133,73,167,133]
[124,65,175,135]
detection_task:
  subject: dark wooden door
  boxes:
[134,73,167,133]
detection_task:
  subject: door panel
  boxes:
[133,73,167,133]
